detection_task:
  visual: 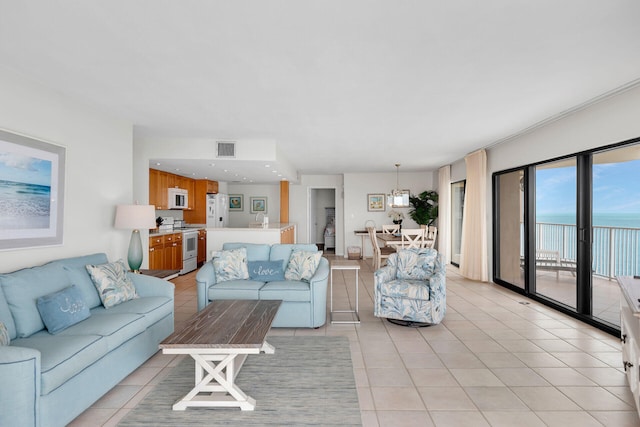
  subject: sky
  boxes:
[536,158,640,216]
[0,151,52,187]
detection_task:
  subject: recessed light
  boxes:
[155,162,161,166]
[265,164,270,168]
[175,168,180,171]
[209,163,215,167]
[223,169,228,173]
[272,170,277,173]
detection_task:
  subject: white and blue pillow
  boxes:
[0,321,9,346]
[213,248,250,283]
[86,259,139,308]
[36,285,90,334]
[285,250,322,283]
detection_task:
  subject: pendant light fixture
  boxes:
[388,163,404,206]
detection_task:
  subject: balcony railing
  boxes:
[534,222,640,279]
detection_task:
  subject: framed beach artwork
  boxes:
[250,197,267,214]
[367,193,385,211]
[0,129,65,250]
[229,194,243,211]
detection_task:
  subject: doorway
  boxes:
[310,189,336,254]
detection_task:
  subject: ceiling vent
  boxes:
[216,141,236,158]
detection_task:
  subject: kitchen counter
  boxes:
[206,223,296,259]
[150,226,205,236]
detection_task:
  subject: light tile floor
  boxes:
[70,255,640,426]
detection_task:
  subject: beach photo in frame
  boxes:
[229,194,243,211]
[0,129,65,250]
[367,193,385,211]
[250,197,267,214]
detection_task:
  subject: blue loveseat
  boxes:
[196,243,328,328]
[0,253,175,427]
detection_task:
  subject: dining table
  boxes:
[376,231,436,249]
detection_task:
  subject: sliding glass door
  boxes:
[493,138,640,334]
[534,158,578,309]
[591,144,640,327]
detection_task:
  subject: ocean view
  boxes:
[537,213,640,229]
[0,179,51,229]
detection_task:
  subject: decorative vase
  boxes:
[393,219,403,232]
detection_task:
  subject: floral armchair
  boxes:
[374,248,446,326]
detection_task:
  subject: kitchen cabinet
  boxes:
[165,233,183,270]
[184,179,219,224]
[149,169,168,210]
[149,233,183,270]
[148,234,165,269]
[618,276,640,418]
[149,169,196,211]
[197,229,207,265]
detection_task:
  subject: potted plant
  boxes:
[408,190,438,227]
[388,210,405,224]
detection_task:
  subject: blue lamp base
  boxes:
[127,229,143,273]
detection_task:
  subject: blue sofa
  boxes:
[196,243,328,328]
[0,253,175,427]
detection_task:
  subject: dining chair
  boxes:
[382,224,400,234]
[367,227,396,270]
[401,228,424,249]
[423,226,438,249]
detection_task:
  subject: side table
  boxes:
[330,259,361,324]
[139,269,180,281]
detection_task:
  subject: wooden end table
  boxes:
[159,299,282,411]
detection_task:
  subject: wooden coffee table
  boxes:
[159,299,282,411]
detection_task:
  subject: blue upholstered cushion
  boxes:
[284,250,322,283]
[0,321,9,345]
[396,248,437,280]
[248,260,285,282]
[85,260,139,308]
[0,262,70,337]
[213,248,249,283]
[36,285,90,334]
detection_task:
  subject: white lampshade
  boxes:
[114,204,156,230]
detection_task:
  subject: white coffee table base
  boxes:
[164,341,275,411]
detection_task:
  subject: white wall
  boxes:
[448,84,640,280]
[0,67,133,273]
[344,171,434,258]
[226,184,280,227]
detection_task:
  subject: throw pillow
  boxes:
[36,285,91,334]
[247,260,285,282]
[284,250,322,282]
[0,321,9,346]
[396,248,437,280]
[85,259,139,308]
[212,248,249,283]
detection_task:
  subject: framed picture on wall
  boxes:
[250,197,267,214]
[0,129,65,250]
[367,193,386,211]
[229,194,243,211]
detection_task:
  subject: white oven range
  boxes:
[180,229,198,275]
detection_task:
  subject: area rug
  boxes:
[118,336,361,426]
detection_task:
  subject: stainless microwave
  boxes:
[168,188,188,209]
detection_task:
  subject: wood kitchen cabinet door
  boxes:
[164,233,183,270]
[197,229,206,264]
[149,169,168,210]
[148,235,165,269]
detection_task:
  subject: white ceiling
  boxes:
[1,1,640,183]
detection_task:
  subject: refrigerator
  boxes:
[206,193,228,228]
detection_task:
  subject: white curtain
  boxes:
[437,165,451,262]
[460,149,488,282]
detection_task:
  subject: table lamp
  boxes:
[114,204,156,273]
